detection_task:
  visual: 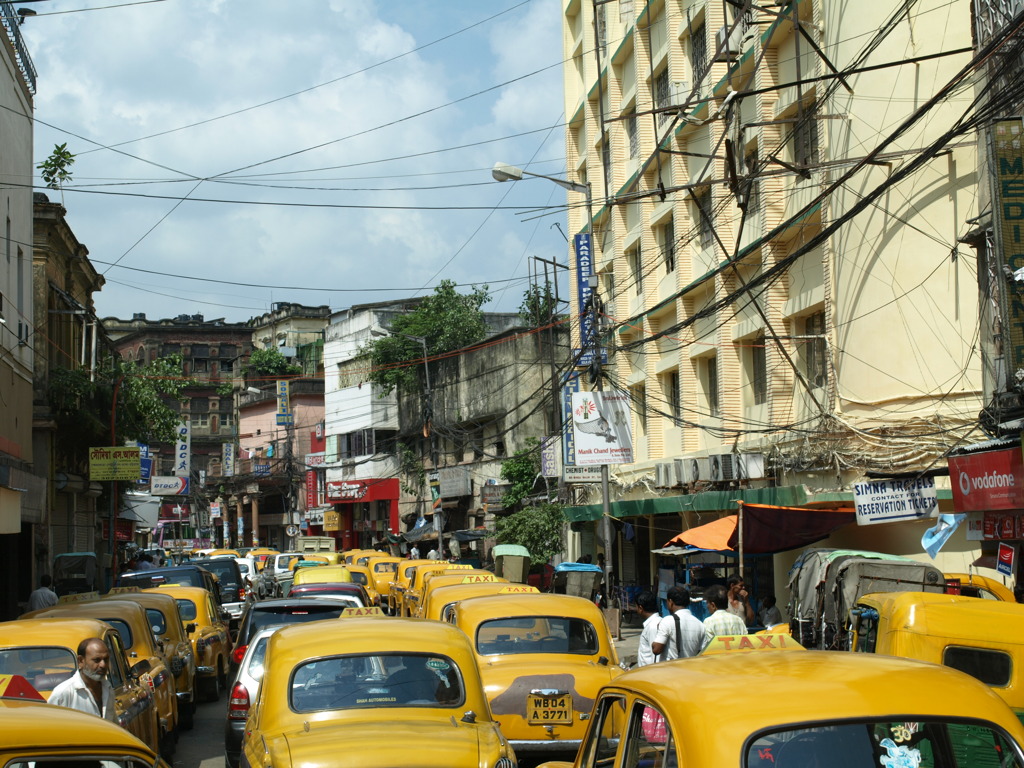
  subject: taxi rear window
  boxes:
[102,619,133,650]
[146,608,167,635]
[176,599,198,621]
[0,647,76,691]
[476,616,598,655]
[943,646,1012,687]
[290,653,464,712]
[745,720,1024,768]
[374,562,397,573]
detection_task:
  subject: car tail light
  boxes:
[232,644,247,665]
[228,683,250,721]
[238,586,246,601]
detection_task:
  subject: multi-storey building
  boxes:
[561,0,984,594]
[248,302,329,377]
[31,193,107,570]
[0,1,37,617]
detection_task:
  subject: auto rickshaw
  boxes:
[51,552,98,597]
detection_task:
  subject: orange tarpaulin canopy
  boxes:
[664,504,856,554]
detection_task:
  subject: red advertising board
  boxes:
[948,447,1024,513]
[326,478,399,503]
[305,470,317,509]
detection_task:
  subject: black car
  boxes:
[189,557,246,630]
[229,598,353,677]
[118,563,223,610]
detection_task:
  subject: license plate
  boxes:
[527,693,573,724]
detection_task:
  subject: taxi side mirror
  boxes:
[186,623,197,634]
[597,656,609,666]
[130,658,152,678]
[220,611,232,623]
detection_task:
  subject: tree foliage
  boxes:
[245,347,301,381]
[519,283,559,326]
[362,280,490,395]
[38,143,76,204]
[48,355,191,456]
[494,503,565,564]
[499,437,543,509]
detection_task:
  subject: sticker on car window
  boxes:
[426,659,450,672]
[879,738,921,768]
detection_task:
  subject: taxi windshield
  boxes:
[0,647,76,691]
[289,653,464,712]
[175,599,198,621]
[476,616,599,655]
[373,562,397,573]
[745,720,1024,768]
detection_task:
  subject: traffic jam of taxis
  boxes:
[7,546,1024,768]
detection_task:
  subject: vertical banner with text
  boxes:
[172,421,190,477]
[276,379,293,426]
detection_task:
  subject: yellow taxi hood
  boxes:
[270,718,496,768]
[0,699,156,753]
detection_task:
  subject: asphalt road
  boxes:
[173,695,228,768]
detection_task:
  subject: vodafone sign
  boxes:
[948,447,1024,513]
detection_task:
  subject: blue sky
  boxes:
[21,0,570,323]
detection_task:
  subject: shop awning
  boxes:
[662,503,856,554]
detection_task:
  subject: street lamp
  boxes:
[491,161,612,589]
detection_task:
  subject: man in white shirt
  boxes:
[651,587,704,660]
[49,637,117,722]
[702,584,748,650]
[634,591,662,666]
[27,574,58,612]
[409,544,421,560]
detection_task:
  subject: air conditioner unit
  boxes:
[672,459,686,487]
[710,453,736,481]
[735,453,766,480]
[685,457,711,484]
[654,463,673,488]
[715,25,743,61]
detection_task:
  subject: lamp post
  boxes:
[491,162,612,583]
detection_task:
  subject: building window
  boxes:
[659,218,676,272]
[654,68,671,126]
[627,245,643,295]
[664,370,680,422]
[705,356,720,416]
[693,187,714,250]
[801,311,827,388]
[690,22,707,82]
[193,358,208,373]
[193,412,210,429]
[219,412,233,430]
[749,334,767,405]
[744,148,760,213]
[625,111,639,158]
[792,107,820,168]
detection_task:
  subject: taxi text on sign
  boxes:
[88,446,141,482]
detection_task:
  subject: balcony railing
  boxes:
[0,2,37,95]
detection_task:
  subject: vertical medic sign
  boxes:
[994,118,1024,375]
[172,420,190,477]
[575,233,595,351]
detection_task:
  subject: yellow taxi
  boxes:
[422,582,538,622]
[342,548,378,565]
[412,570,506,618]
[850,591,1024,722]
[0,674,169,768]
[364,555,403,603]
[106,587,198,730]
[344,564,383,607]
[537,650,1024,768]
[449,592,621,759]
[239,617,516,768]
[292,563,353,586]
[148,585,230,702]
[401,562,475,617]
[208,549,242,559]
[25,597,179,753]
[388,558,434,615]
[0,618,159,752]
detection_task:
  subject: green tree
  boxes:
[48,355,191,455]
[499,437,543,509]
[362,280,490,395]
[519,283,558,326]
[494,503,565,564]
[245,347,301,382]
[37,143,76,205]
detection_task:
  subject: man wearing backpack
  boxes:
[650,586,704,661]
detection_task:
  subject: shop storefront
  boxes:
[306,478,399,551]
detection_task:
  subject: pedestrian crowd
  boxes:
[634,576,773,666]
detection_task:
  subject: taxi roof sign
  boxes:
[339,606,384,618]
[107,586,142,594]
[0,675,45,701]
[461,574,497,584]
[701,633,804,655]
[57,591,99,604]
[497,585,540,594]
[446,564,474,570]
